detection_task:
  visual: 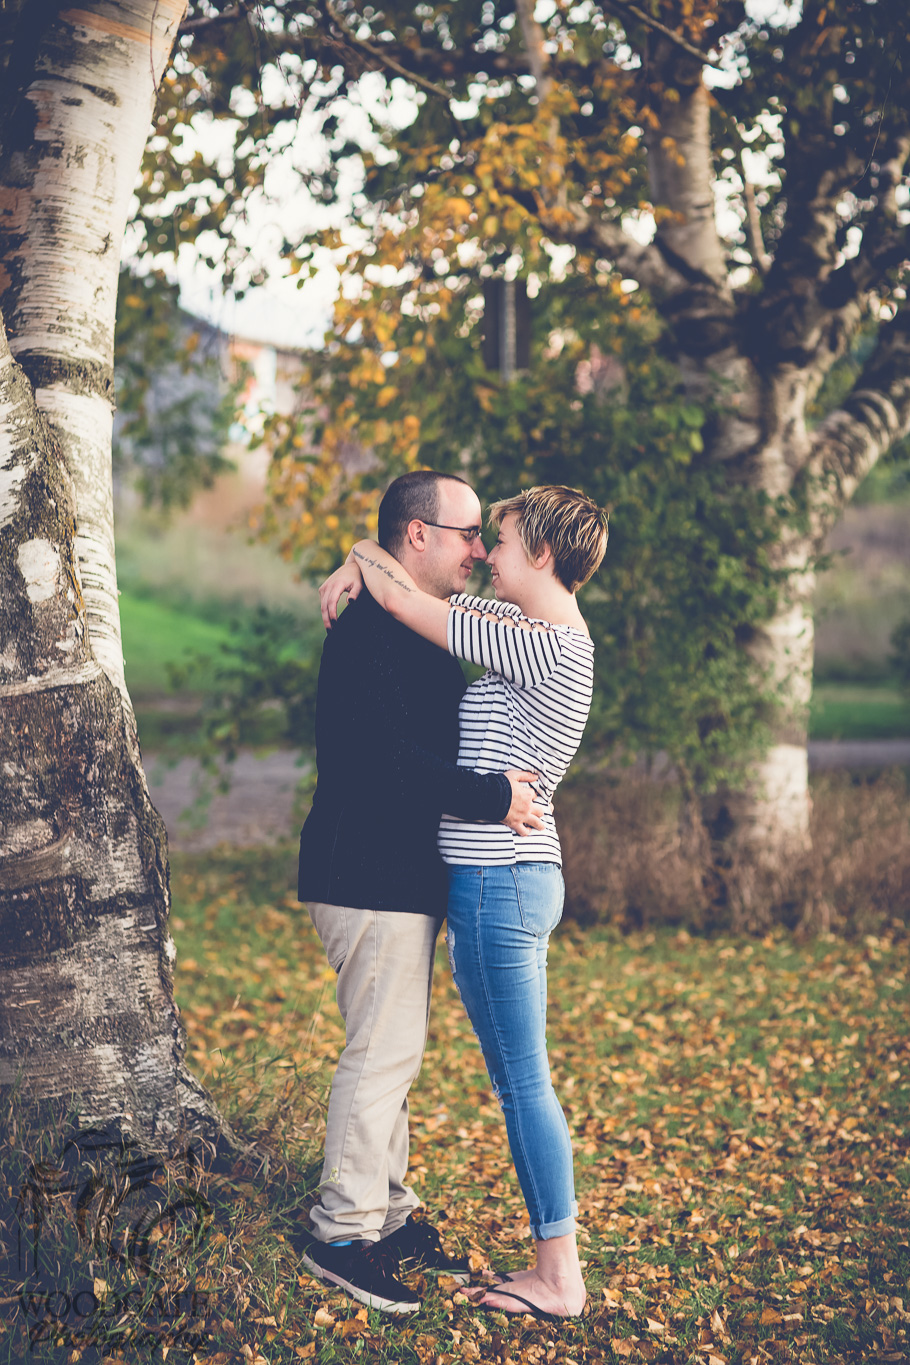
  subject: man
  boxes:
[298,470,542,1314]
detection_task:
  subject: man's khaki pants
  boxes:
[307,904,441,1244]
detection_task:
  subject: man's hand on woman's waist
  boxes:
[503,770,546,837]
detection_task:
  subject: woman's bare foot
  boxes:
[488,1266,534,1285]
[474,1272,587,1319]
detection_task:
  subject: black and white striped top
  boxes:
[438,594,595,866]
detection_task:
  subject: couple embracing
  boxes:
[297,470,607,1323]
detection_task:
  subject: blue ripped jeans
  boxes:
[446,863,578,1240]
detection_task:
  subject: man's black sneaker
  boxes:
[382,1215,471,1284]
[300,1238,421,1315]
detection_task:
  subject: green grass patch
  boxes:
[122,590,323,753]
[121,589,234,699]
[121,585,910,748]
[809,682,910,740]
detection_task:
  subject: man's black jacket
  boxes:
[298,589,511,916]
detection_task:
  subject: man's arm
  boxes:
[383,735,544,834]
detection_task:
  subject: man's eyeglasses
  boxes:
[421,520,484,546]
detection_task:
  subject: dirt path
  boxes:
[145,750,311,852]
[146,741,910,853]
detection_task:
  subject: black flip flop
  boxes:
[474,1287,564,1325]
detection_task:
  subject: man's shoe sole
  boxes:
[301,1251,421,1315]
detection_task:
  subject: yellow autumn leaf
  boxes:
[444,196,474,221]
[339,1317,369,1338]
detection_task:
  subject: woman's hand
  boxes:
[319,557,364,629]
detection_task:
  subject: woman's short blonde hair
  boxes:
[487,485,609,593]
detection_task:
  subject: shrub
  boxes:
[558,770,910,935]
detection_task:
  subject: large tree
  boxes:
[253,0,910,907]
[0,1,228,1140]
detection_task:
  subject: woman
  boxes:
[321,484,607,1321]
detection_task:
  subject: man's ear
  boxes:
[406,518,430,552]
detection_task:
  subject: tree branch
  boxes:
[516,0,552,97]
[600,0,719,68]
[563,208,692,295]
[822,224,909,311]
[740,154,771,277]
[178,2,255,38]
[807,305,910,543]
[749,129,910,375]
[319,1,455,101]
[820,133,910,310]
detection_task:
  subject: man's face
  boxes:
[414,481,487,599]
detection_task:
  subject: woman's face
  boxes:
[486,514,537,603]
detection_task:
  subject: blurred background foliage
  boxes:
[115,265,245,508]
[108,0,910,863]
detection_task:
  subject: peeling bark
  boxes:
[0,3,227,1144]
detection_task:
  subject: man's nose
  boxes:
[471,537,487,561]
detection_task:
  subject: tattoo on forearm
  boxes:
[352,547,414,593]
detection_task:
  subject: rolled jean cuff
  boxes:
[532,1205,578,1241]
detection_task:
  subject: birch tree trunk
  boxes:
[0,1,224,1143]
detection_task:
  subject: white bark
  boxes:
[516,0,551,98]
[735,588,816,860]
[39,389,130,704]
[647,79,730,293]
[0,2,226,1143]
[0,0,185,704]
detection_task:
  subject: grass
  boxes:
[809,682,910,741]
[115,490,910,749]
[121,589,234,699]
[4,843,908,1364]
[114,493,318,619]
[121,588,322,752]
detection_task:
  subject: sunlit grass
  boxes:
[121,589,232,698]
